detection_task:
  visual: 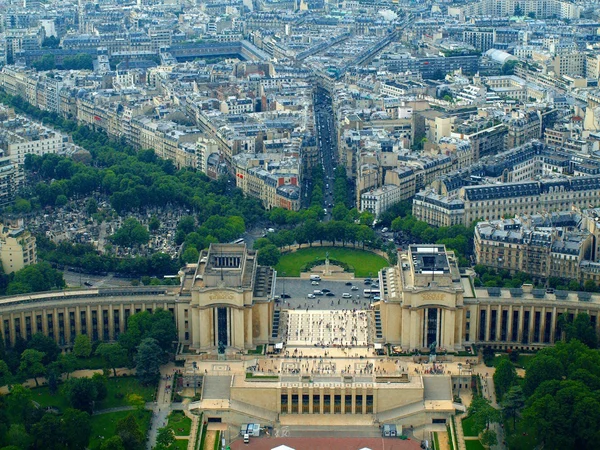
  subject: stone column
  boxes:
[42,308,49,335]
[341,387,346,414]
[424,308,429,348]
[287,387,292,414]
[75,306,82,336]
[244,308,253,349]
[234,308,245,349]
[362,389,367,414]
[9,313,16,343]
[528,307,535,344]
[119,304,125,335]
[108,307,115,341]
[539,306,546,343]
[485,304,492,342]
[53,308,60,344]
[64,307,72,344]
[550,307,557,343]
[351,388,357,414]
[496,307,502,342]
[409,310,419,351]
[298,386,302,415]
[517,306,524,343]
[309,386,314,414]
[191,307,199,347]
[319,388,324,414]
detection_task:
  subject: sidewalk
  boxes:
[147,363,175,449]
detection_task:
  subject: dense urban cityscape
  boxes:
[0,0,599,449]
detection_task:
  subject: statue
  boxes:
[428,341,437,364]
[324,251,331,275]
[218,341,226,354]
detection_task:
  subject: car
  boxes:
[351,285,359,291]
[321,288,331,293]
[307,293,316,299]
[325,292,335,297]
[311,280,320,285]
[280,293,291,299]
[314,290,324,295]
[345,282,352,286]
[84,281,93,287]
[342,293,352,298]
[364,280,372,285]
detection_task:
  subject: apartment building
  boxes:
[0,221,36,274]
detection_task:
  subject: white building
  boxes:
[360,184,404,218]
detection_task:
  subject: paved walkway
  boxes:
[454,416,467,450]
[147,363,175,449]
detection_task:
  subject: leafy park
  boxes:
[460,312,600,450]
[0,309,177,449]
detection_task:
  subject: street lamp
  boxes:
[457,363,463,398]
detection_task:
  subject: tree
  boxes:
[73,334,92,358]
[501,385,525,428]
[493,359,517,402]
[100,436,125,450]
[32,54,55,71]
[63,377,98,413]
[149,215,160,233]
[19,349,46,387]
[156,427,175,447]
[257,244,281,267]
[0,360,11,386]
[467,396,501,434]
[27,332,60,365]
[523,353,563,396]
[135,338,162,385]
[62,408,92,450]
[116,414,144,450]
[32,414,64,450]
[181,246,199,264]
[96,343,127,377]
[56,352,77,379]
[127,393,145,412]
[7,385,33,423]
[559,313,598,348]
[6,424,32,449]
[111,218,150,247]
[480,429,497,448]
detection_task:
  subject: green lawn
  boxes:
[464,440,485,450]
[168,410,192,436]
[275,246,388,277]
[89,410,151,450]
[99,376,156,409]
[172,439,188,450]
[31,376,156,411]
[73,355,109,370]
[505,418,537,450]
[461,416,479,437]
[491,353,535,370]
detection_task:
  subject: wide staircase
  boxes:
[201,375,232,400]
[423,376,452,401]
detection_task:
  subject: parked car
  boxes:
[307,293,316,299]
[351,286,359,291]
[280,293,291,299]
[342,293,352,298]
[345,282,352,286]
[311,280,320,285]
[325,292,335,297]
[321,288,331,293]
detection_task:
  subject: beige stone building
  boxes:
[0,221,36,274]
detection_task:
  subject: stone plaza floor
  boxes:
[285,309,372,347]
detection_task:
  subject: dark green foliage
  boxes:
[63,377,100,413]
[110,218,150,247]
[557,313,598,348]
[116,414,144,450]
[61,53,93,70]
[135,338,162,386]
[32,54,55,71]
[27,333,60,365]
[521,340,600,449]
[493,359,517,402]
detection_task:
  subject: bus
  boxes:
[363,288,381,298]
[233,238,245,244]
